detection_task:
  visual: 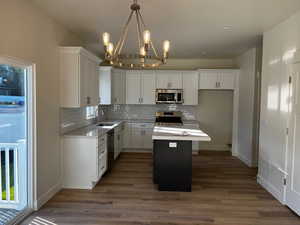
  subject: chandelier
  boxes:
[102,0,170,69]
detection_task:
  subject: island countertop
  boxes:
[152,124,211,141]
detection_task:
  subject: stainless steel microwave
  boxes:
[155,89,184,104]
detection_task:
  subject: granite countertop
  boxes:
[152,124,211,141]
[63,121,124,138]
[63,119,202,139]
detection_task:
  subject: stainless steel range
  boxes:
[155,111,183,125]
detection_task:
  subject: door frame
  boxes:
[0,56,37,223]
[286,62,300,215]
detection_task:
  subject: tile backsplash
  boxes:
[60,106,106,134]
[100,104,197,121]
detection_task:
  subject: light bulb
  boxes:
[140,47,146,56]
[143,30,151,44]
[107,42,114,55]
[102,32,110,46]
[163,40,170,53]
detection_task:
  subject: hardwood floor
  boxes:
[21,151,300,225]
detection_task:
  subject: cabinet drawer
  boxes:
[98,152,107,178]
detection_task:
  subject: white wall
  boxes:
[235,48,260,166]
[258,10,300,203]
[196,90,234,151]
[0,0,84,208]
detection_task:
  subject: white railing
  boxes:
[0,143,19,205]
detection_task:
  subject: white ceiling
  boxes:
[32,0,300,58]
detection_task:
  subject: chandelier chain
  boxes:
[115,10,134,55]
[135,11,142,50]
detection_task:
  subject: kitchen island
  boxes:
[152,124,211,192]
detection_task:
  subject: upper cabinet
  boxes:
[126,70,156,105]
[182,71,199,105]
[112,69,126,104]
[198,69,238,90]
[156,71,182,89]
[60,47,101,108]
[99,67,126,105]
[99,67,112,105]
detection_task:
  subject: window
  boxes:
[86,106,97,120]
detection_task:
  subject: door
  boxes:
[183,71,198,105]
[0,60,34,215]
[126,71,141,104]
[141,71,156,104]
[199,71,219,89]
[219,70,236,89]
[286,63,300,215]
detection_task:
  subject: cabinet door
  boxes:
[219,70,236,90]
[114,128,121,160]
[183,71,198,105]
[89,60,100,106]
[130,123,143,149]
[99,67,112,105]
[123,123,131,149]
[126,71,141,104]
[112,70,125,104]
[168,71,183,89]
[156,72,169,89]
[143,124,154,149]
[141,71,156,104]
[79,54,90,106]
[199,71,219,89]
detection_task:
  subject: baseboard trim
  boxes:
[123,148,152,153]
[236,152,252,167]
[199,144,231,151]
[34,181,62,210]
[257,174,284,204]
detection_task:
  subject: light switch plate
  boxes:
[169,142,177,148]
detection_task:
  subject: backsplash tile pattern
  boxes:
[60,107,106,134]
[100,104,197,121]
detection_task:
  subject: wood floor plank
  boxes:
[20,151,300,225]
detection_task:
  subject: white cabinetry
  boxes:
[182,71,199,105]
[99,67,126,105]
[60,47,101,107]
[62,134,107,189]
[112,69,126,104]
[114,123,125,159]
[198,69,237,90]
[124,122,154,150]
[126,71,156,104]
[156,71,182,89]
[99,67,112,105]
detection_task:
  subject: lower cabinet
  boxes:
[62,134,107,189]
[114,123,124,160]
[123,122,154,151]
